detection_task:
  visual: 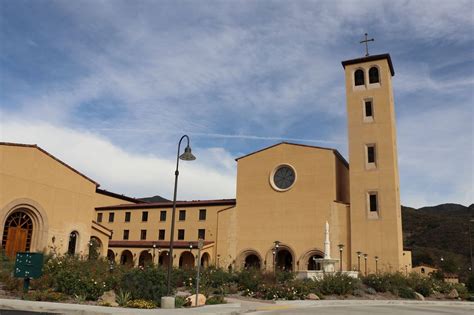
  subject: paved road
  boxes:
[0,311,58,315]
[250,304,474,315]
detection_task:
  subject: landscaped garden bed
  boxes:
[1,250,472,309]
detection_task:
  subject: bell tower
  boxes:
[342,53,404,273]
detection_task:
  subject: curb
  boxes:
[0,299,242,315]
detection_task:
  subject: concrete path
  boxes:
[1,298,473,315]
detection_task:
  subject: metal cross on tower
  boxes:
[360,33,374,57]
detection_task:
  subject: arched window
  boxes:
[68,231,78,255]
[354,69,365,86]
[369,67,379,84]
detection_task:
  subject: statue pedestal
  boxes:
[296,258,359,280]
[314,258,339,273]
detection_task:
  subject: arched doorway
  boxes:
[276,249,293,271]
[120,250,133,266]
[2,211,33,258]
[179,251,195,269]
[68,231,79,255]
[107,249,115,262]
[201,252,210,267]
[158,251,169,268]
[308,253,324,270]
[139,251,152,268]
[244,254,261,269]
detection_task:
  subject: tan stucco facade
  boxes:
[1,53,411,274]
[0,144,134,258]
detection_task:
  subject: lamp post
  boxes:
[469,219,474,273]
[364,253,368,276]
[338,244,344,272]
[356,251,362,272]
[152,243,157,264]
[273,241,280,276]
[165,135,196,299]
[195,239,204,307]
[375,256,379,274]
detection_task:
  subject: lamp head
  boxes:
[179,145,196,161]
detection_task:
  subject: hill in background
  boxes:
[402,203,473,278]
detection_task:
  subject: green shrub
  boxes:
[206,295,226,305]
[397,286,416,299]
[466,274,474,292]
[363,274,392,292]
[41,255,121,300]
[276,271,295,284]
[126,299,157,309]
[185,266,235,296]
[235,269,263,293]
[407,273,432,297]
[3,277,22,292]
[120,267,167,304]
[0,250,15,285]
[24,289,68,302]
[175,296,187,308]
[116,290,132,307]
[319,273,360,295]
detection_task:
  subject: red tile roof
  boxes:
[96,199,236,210]
[109,240,214,248]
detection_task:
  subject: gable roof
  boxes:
[96,198,236,210]
[0,142,141,204]
[235,142,349,168]
[1,142,99,186]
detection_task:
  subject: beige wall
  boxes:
[0,144,131,257]
[218,143,351,271]
[344,56,405,273]
[96,203,234,267]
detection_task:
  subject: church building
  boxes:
[0,53,412,274]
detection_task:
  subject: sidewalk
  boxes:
[1,297,473,315]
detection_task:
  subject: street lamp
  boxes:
[152,243,157,264]
[356,251,362,272]
[166,135,196,298]
[195,239,204,307]
[469,219,474,273]
[364,253,368,276]
[375,256,379,274]
[273,241,280,276]
[338,244,344,272]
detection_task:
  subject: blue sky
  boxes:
[0,0,472,207]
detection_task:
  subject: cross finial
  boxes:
[360,33,374,57]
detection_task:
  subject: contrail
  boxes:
[90,128,344,145]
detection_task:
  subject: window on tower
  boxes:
[367,145,376,163]
[365,100,373,117]
[369,67,380,84]
[369,193,378,212]
[365,144,377,169]
[354,69,365,86]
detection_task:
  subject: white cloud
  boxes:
[0,114,236,200]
